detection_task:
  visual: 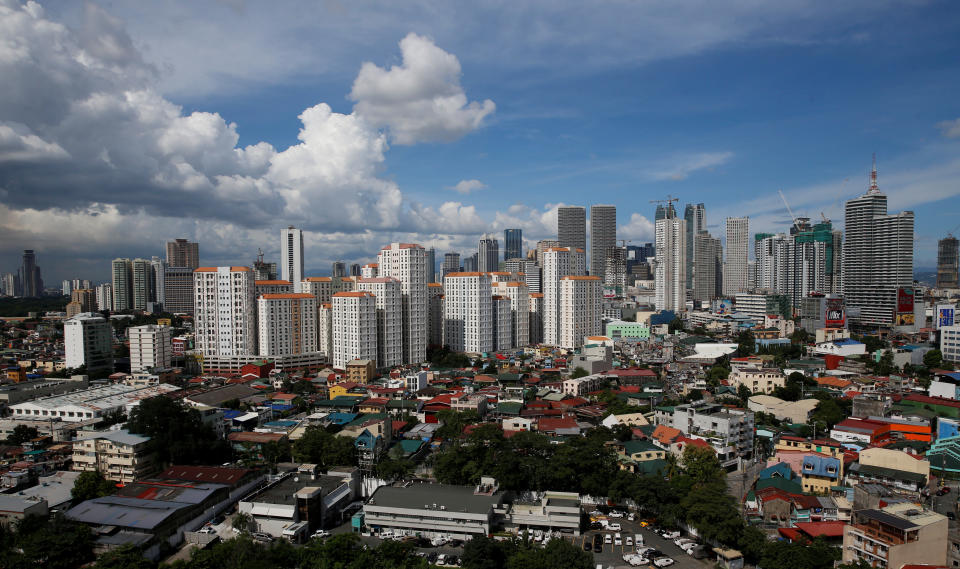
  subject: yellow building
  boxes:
[71,430,155,483]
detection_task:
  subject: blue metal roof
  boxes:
[801,455,841,479]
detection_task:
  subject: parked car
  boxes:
[312,530,331,539]
[653,558,675,567]
[608,523,622,531]
[625,536,633,547]
[604,534,612,544]
[583,539,593,551]
[252,532,274,543]
[662,530,681,539]
[608,510,625,518]
[593,534,603,553]
[614,535,622,546]
[675,537,696,547]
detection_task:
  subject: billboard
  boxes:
[897,287,915,314]
[937,305,956,329]
[825,297,845,328]
[895,313,915,326]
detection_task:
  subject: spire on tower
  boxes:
[868,153,879,193]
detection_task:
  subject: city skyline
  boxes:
[2,1,960,283]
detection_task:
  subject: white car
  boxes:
[680,543,697,553]
[604,534,612,544]
[312,530,331,539]
[653,558,675,567]
[607,523,622,531]
[675,537,695,547]
[662,530,681,539]
[634,534,644,547]
[614,536,622,546]
[622,554,648,567]
[608,511,625,518]
[625,536,633,547]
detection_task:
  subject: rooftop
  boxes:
[366,482,503,514]
[248,472,346,505]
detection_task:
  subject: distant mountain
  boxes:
[915,268,937,287]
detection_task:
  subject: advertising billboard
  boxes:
[897,287,915,314]
[824,297,845,328]
[895,313,915,326]
[937,305,956,329]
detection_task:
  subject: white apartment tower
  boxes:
[281,226,305,293]
[111,258,133,311]
[95,283,112,311]
[318,303,333,358]
[378,243,428,364]
[129,324,172,372]
[257,293,318,356]
[723,217,750,295]
[332,291,378,369]
[654,217,687,312]
[193,266,256,357]
[559,275,602,349]
[589,204,617,281]
[302,277,334,304]
[64,313,113,372]
[755,233,791,293]
[492,296,512,350]
[357,277,403,368]
[494,281,530,348]
[542,247,586,345]
[443,272,493,353]
[361,263,379,279]
[255,279,293,297]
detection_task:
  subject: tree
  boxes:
[232,512,252,533]
[668,317,685,334]
[6,424,38,445]
[71,471,116,502]
[292,425,358,468]
[736,330,755,356]
[924,349,943,370]
[462,536,515,569]
[681,445,724,486]
[506,538,593,569]
[91,544,158,569]
[126,396,231,466]
[570,366,589,379]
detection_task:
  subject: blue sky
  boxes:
[1,0,959,283]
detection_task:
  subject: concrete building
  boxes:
[361,263,379,279]
[557,206,587,253]
[590,204,617,281]
[129,325,172,372]
[165,239,199,270]
[302,277,334,304]
[529,293,544,345]
[378,243,428,365]
[255,279,293,297]
[755,233,790,294]
[942,325,960,363]
[112,258,133,311]
[734,292,791,321]
[72,429,155,483]
[163,266,194,314]
[668,402,754,469]
[723,217,749,295]
[562,373,607,396]
[654,216,686,312]
[357,277,403,368]
[504,228,523,262]
[194,267,256,358]
[95,283,112,311]
[789,218,843,308]
[747,395,818,424]
[443,272,493,353]
[281,226,305,293]
[938,234,959,290]
[843,160,915,327]
[442,253,461,278]
[257,293,318,357]
[542,247,586,346]
[478,236,499,273]
[425,248,436,283]
[684,203,707,291]
[727,363,785,394]
[492,296,512,350]
[131,258,153,310]
[66,288,97,318]
[428,283,444,347]
[558,276,601,349]
[332,291,377,369]
[64,313,113,372]
[493,281,530,348]
[692,232,722,302]
[318,303,333,358]
[842,502,947,569]
[10,383,179,423]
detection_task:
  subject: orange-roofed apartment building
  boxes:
[194,267,256,359]
[559,276,602,349]
[543,247,586,346]
[494,281,530,348]
[378,242,428,365]
[302,277,334,303]
[361,263,379,278]
[257,293,318,356]
[443,272,493,353]
[332,292,378,369]
[357,277,403,368]
[254,279,293,297]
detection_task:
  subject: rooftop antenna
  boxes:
[868,153,880,194]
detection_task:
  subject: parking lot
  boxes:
[572,513,712,569]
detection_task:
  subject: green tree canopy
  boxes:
[291,425,358,469]
[71,470,116,502]
[126,396,231,466]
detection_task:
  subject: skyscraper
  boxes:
[378,242,428,364]
[131,258,153,310]
[443,272,493,353]
[194,266,256,357]
[754,233,790,293]
[111,258,133,311]
[257,293,318,357]
[684,203,706,290]
[425,247,437,283]
[557,206,587,252]
[357,277,403,368]
[723,217,749,295]
[280,226,305,292]
[654,217,687,311]
[504,229,523,261]
[165,239,199,269]
[19,250,42,297]
[478,235,500,272]
[938,235,959,289]
[692,233,722,302]
[151,257,166,307]
[542,247,586,345]
[350,263,361,277]
[559,276,602,349]
[789,218,842,308]
[463,253,479,272]
[443,253,461,277]
[844,159,914,327]
[331,261,346,278]
[590,204,617,281]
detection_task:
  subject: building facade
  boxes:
[129,324,172,372]
[557,206,587,252]
[281,226,305,293]
[378,243,428,365]
[332,291,377,369]
[589,204,617,281]
[357,277,403,368]
[443,272,493,353]
[478,236,500,273]
[558,276,602,349]
[723,217,749,295]
[654,216,686,312]
[542,247,586,345]
[257,293,318,357]
[939,234,959,289]
[504,229,523,261]
[111,258,133,311]
[194,267,256,358]
[494,281,530,348]
[684,203,707,291]
[64,313,113,372]
[165,239,199,269]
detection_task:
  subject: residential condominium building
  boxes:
[684,203,707,290]
[163,266,194,314]
[111,258,133,311]
[357,277,403,368]
[95,283,112,311]
[72,430,155,483]
[165,238,199,269]
[478,236,499,273]
[281,226,305,293]
[842,502,947,569]
[654,215,686,312]
[193,267,256,358]
[132,257,153,310]
[843,160,914,327]
[443,272,493,353]
[428,283,444,347]
[378,243,428,365]
[727,363,786,394]
[493,281,530,348]
[129,324,172,372]
[66,288,96,318]
[692,232,722,302]
[64,313,113,372]
[723,217,749,295]
[668,402,755,469]
[318,303,333,358]
[257,293,318,357]
[332,291,377,369]
[557,206,587,253]
[529,293,544,345]
[504,229,523,261]
[559,275,601,349]
[542,247,586,346]
[255,279,293,297]
[492,295,512,350]
[589,204,617,281]
[938,234,959,289]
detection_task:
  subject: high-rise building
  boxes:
[255,279,293,297]
[357,277,403,368]
[165,239,199,269]
[131,258,153,310]
[463,253,479,273]
[318,303,333,358]
[193,266,256,357]
[723,217,749,295]
[684,204,706,290]
[331,261,346,278]
[427,283,444,347]
[62,280,72,296]
[257,293,318,357]
[493,280,530,348]
[938,235,959,289]
[111,258,133,311]
[529,293,544,345]
[163,267,194,314]
[64,313,113,372]
[542,247,586,345]
[504,258,541,293]
[1,273,16,297]
[151,257,166,307]
[535,239,560,265]
[129,324,172,372]
[755,233,790,293]
[302,277,334,303]
[443,272,493,353]
[654,217,686,312]
[280,226,305,292]
[378,242,428,364]
[590,204,617,280]
[557,206,587,252]
[478,236,500,272]
[843,159,914,327]
[504,229,523,261]
[443,253,461,278]
[95,283,112,311]
[559,276,602,349]
[789,218,843,308]
[332,291,377,369]
[692,233,722,302]
[361,263,379,279]
[19,250,42,297]
[423,248,436,284]
[603,246,627,291]
[350,263,361,277]
[66,289,96,318]
[655,202,677,222]
[253,249,277,281]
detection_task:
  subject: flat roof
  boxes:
[67,496,191,530]
[367,482,503,514]
[249,473,344,505]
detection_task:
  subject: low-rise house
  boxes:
[747,395,819,424]
[72,430,155,483]
[842,503,947,569]
[728,364,785,395]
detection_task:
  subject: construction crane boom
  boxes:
[778,189,801,231]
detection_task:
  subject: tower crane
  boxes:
[777,189,802,232]
[649,195,679,208]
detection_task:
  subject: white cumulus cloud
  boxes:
[447,179,487,194]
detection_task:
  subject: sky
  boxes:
[2,0,960,285]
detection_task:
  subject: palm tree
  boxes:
[232,512,252,533]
